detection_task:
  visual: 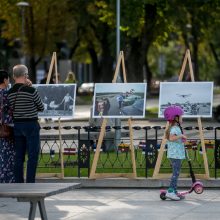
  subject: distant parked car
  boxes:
[122,95,141,106]
[78,83,94,94]
[121,99,145,116]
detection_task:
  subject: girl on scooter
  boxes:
[164,105,187,201]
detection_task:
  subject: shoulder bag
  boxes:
[0,91,13,138]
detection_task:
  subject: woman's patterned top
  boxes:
[0,88,13,125]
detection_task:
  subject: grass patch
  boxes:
[146,107,158,119]
[36,146,216,178]
[76,95,93,105]
[214,87,220,94]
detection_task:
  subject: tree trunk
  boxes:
[182,32,190,50]
[99,47,114,82]
[191,29,199,80]
[88,48,100,83]
[89,46,114,83]
[209,42,220,69]
[88,24,114,83]
[27,6,36,83]
[125,3,157,90]
[29,55,36,83]
[145,48,152,93]
[143,4,157,91]
[190,13,199,81]
[125,38,143,82]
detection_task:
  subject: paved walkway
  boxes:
[0,188,220,220]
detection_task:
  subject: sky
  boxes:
[95,83,147,93]
[159,82,213,104]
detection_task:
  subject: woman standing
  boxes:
[0,70,15,183]
[64,71,76,83]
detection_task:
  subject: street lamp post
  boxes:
[16,1,30,65]
[115,0,121,146]
[116,0,120,60]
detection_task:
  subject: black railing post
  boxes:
[73,126,81,178]
[87,127,91,177]
[145,128,148,178]
[215,127,218,179]
[143,126,151,178]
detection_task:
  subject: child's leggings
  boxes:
[169,158,182,191]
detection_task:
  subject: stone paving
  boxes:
[1,99,220,220]
[0,188,220,220]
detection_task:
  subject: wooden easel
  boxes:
[89,51,137,179]
[152,49,210,179]
[37,52,64,179]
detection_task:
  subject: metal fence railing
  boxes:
[36,126,220,178]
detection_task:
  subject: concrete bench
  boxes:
[0,183,80,220]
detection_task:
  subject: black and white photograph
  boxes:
[159,82,214,118]
[92,83,147,118]
[33,84,76,118]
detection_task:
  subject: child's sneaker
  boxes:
[165,191,181,201]
[176,191,185,199]
[177,193,185,199]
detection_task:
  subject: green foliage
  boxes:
[95,0,115,27]
[146,107,158,119]
[0,0,78,56]
[0,0,220,83]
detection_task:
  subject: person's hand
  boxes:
[182,134,187,139]
[25,78,32,86]
[181,134,187,143]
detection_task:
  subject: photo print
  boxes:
[159,82,214,118]
[33,84,76,118]
[92,83,147,118]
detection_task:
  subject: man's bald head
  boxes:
[13,64,28,78]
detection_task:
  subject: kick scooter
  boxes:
[160,149,204,200]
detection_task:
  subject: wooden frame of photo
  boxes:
[36,52,65,179]
[153,49,210,180]
[89,51,137,179]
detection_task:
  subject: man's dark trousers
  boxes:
[13,121,40,183]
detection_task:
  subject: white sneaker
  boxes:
[178,194,185,199]
[165,192,180,201]
[176,192,185,199]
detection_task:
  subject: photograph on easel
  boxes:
[92,83,147,118]
[33,84,76,118]
[158,82,214,118]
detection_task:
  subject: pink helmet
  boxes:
[164,105,184,121]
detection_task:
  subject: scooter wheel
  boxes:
[194,184,204,194]
[160,192,167,200]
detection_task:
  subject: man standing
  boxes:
[8,65,44,183]
[60,93,74,111]
[116,94,124,111]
